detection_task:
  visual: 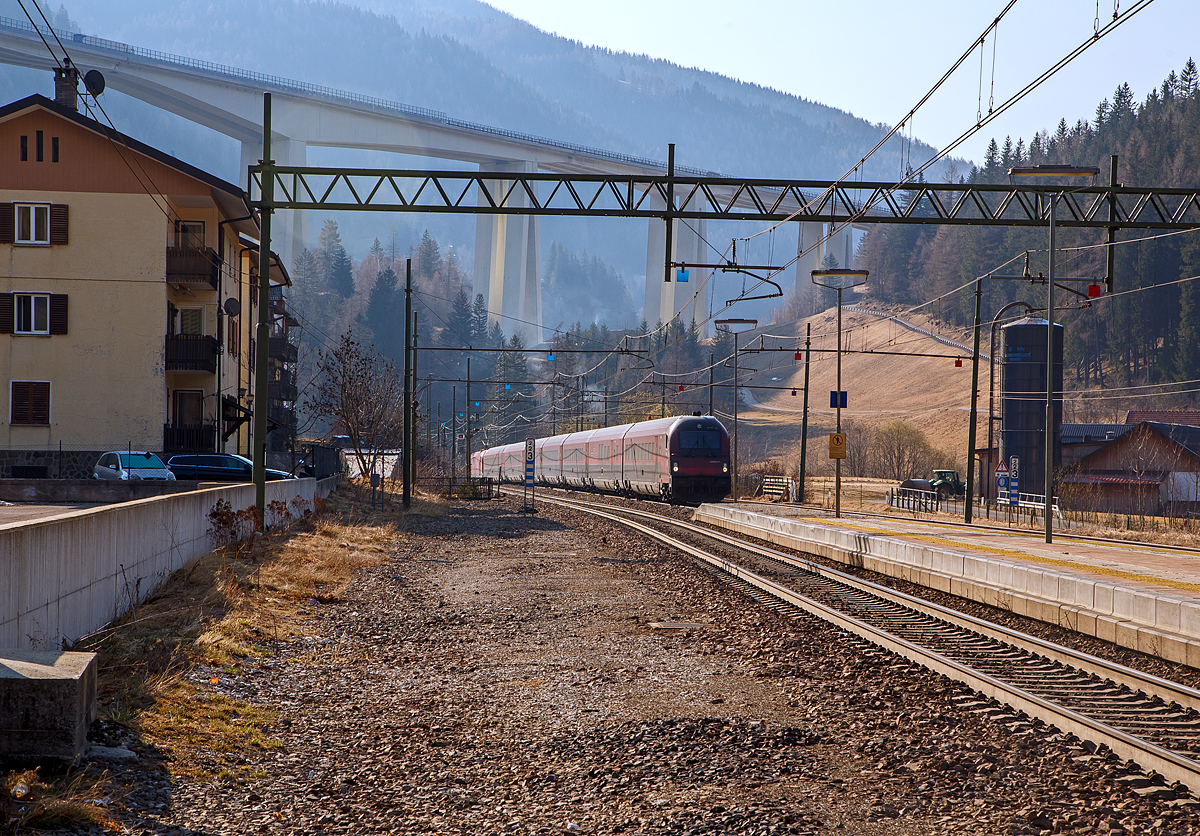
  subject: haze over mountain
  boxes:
[0,0,955,328]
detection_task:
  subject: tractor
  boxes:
[930,469,966,499]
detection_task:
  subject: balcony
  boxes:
[166,334,219,373]
[166,246,219,290]
[269,335,298,363]
[163,422,217,454]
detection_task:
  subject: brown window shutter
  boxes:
[49,294,68,335]
[30,382,50,424]
[0,293,12,334]
[49,204,68,245]
[0,204,12,245]
[11,382,30,424]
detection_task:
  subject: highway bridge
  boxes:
[0,16,851,342]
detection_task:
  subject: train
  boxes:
[471,413,731,504]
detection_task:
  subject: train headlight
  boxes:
[671,462,679,472]
[722,463,729,473]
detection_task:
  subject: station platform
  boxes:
[694,503,1200,668]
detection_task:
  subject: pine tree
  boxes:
[1182,58,1198,95]
[416,229,442,280]
[317,219,355,298]
[1094,98,1110,131]
[366,267,400,358]
[472,294,490,344]
[444,285,473,348]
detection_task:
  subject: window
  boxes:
[11,381,50,425]
[35,130,43,163]
[227,315,239,357]
[51,136,59,163]
[173,390,204,426]
[19,135,27,161]
[15,204,49,244]
[175,220,205,249]
[15,294,49,335]
[1,204,66,246]
[179,308,203,335]
[0,293,67,335]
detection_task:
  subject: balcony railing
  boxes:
[163,422,217,453]
[269,335,298,363]
[166,246,219,290]
[166,334,218,373]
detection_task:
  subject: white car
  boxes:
[93,451,176,481]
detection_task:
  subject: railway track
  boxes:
[520,488,1200,792]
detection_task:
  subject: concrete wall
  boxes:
[695,504,1200,668]
[0,477,338,650]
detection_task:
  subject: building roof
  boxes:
[1125,410,1200,426]
[1061,424,1132,444]
[0,94,258,238]
[1143,422,1200,458]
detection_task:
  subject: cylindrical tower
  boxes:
[1000,316,1063,497]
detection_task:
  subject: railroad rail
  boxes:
[519,489,1200,791]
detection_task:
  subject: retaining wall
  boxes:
[695,504,1200,668]
[1,477,339,650]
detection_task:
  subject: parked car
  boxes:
[166,453,297,482]
[93,451,176,481]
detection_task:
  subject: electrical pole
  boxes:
[799,324,810,504]
[402,259,412,510]
[252,93,273,519]
[966,275,983,524]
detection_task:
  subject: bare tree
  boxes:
[308,330,404,478]
[871,420,955,481]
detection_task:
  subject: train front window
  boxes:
[678,429,722,456]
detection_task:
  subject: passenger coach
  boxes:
[472,414,730,504]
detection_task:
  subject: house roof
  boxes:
[1126,410,1200,426]
[1143,422,1200,458]
[1061,424,1132,444]
[0,94,258,237]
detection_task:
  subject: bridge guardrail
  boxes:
[0,16,719,177]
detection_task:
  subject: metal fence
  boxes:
[887,487,940,513]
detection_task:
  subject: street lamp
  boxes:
[811,268,869,519]
[715,317,757,501]
[1008,164,1099,543]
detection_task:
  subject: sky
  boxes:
[481,0,1198,165]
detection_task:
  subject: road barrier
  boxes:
[1,477,338,650]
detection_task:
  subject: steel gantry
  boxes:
[249,164,1200,230]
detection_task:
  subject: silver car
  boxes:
[93,451,177,481]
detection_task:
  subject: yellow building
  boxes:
[0,90,293,478]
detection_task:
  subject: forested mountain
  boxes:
[857,60,1200,397]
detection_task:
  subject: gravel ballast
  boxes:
[79,496,1200,835]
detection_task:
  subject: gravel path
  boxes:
[84,497,1200,835]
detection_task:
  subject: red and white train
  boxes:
[471,414,731,504]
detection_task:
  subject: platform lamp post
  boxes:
[810,269,868,519]
[1007,165,1099,544]
[715,318,757,502]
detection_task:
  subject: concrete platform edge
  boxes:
[695,505,1200,667]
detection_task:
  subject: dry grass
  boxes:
[2,485,447,831]
[0,767,118,832]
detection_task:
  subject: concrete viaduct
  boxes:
[0,16,852,343]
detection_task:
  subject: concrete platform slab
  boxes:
[695,503,1200,667]
[0,649,97,760]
